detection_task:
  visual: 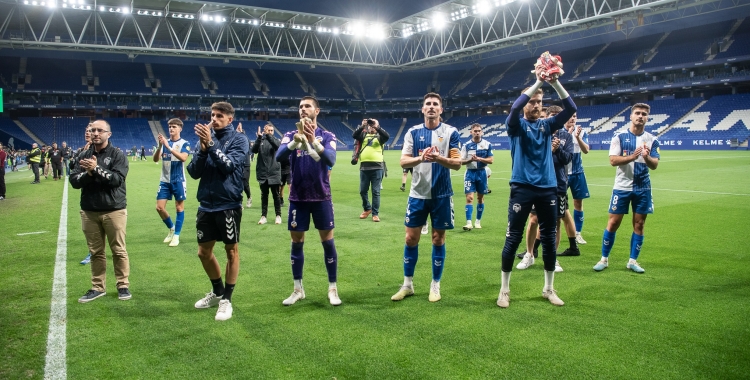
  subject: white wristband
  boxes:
[549,80,569,99]
[523,80,543,98]
[287,141,300,150]
[312,141,324,154]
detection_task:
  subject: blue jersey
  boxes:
[159,138,190,183]
[460,139,493,171]
[506,95,576,189]
[568,129,588,175]
[609,129,661,192]
[401,122,461,200]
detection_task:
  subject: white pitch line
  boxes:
[17,231,48,236]
[44,181,68,380]
[483,176,750,197]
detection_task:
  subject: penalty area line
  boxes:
[44,181,68,380]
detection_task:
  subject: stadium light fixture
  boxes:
[291,24,312,31]
[450,9,468,21]
[135,9,163,17]
[368,24,388,41]
[201,15,227,23]
[343,21,365,37]
[171,13,195,19]
[332,27,340,35]
[472,1,492,15]
[265,21,286,28]
[432,13,447,29]
[316,26,333,33]
[402,26,414,38]
[235,18,259,25]
[415,20,431,33]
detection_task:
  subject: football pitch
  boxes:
[1,149,749,379]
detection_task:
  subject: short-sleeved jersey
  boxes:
[281,128,336,202]
[609,130,661,192]
[567,129,588,175]
[461,139,493,171]
[160,138,190,183]
[401,122,461,200]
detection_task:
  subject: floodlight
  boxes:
[432,13,447,29]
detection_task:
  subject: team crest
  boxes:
[196,230,203,239]
[539,126,545,133]
[512,203,521,213]
[104,157,111,165]
[405,217,410,223]
[330,141,337,150]
[291,221,297,228]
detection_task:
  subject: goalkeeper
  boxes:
[496,57,577,309]
[275,96,342,307]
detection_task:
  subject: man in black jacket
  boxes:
[252,123,282,225]
[187,102,249,321]
[49,142,63,180]
[70,120,131,303]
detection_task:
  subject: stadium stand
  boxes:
[20,117,90,148]
[317,118,355,147]
[658,93,750,143]
[716,18,750,59]
[0,117,34,149]
[640,21,733,69]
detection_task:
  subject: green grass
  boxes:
[1,150,750,379]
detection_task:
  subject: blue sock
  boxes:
[477,203,485,220]
[174,211,184,235]
[574,210,584,233]
[432,244,446,282]
[602,230,616,258]
[291,242,304,280]
[630,233,644,260]
[403,245,418,277]
[322,239,338,283]
[465,204,473,222]
[162,216,174,230]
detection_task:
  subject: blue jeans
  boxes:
[360,169,383,216]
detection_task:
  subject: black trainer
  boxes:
[118,288,132,301]
[78,289,106,303]
[400,184,406,191]
[558,248,581,257]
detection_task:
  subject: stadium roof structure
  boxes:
[1,0,749,70]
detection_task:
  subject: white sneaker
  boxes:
[215,299,233,321]
[163,228,175,243]
[195,292,221,309]
[428,280,441,302]
[258,216,267,225]
[274,215,282,225]
[391,285,415,301]
[282,288,305,306]
[554,260,563,273]
[246,199,252,208]
[328,288,342,306]
[463,220,473,231]
[575,232,587,245]
[497,290,510,308]
[516,253,535,270]
[474,220,482,229]
[543,289,565,306]
[169,235,180,247]
[421,225,429,235]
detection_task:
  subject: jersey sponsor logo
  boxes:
[512,203,521,213]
